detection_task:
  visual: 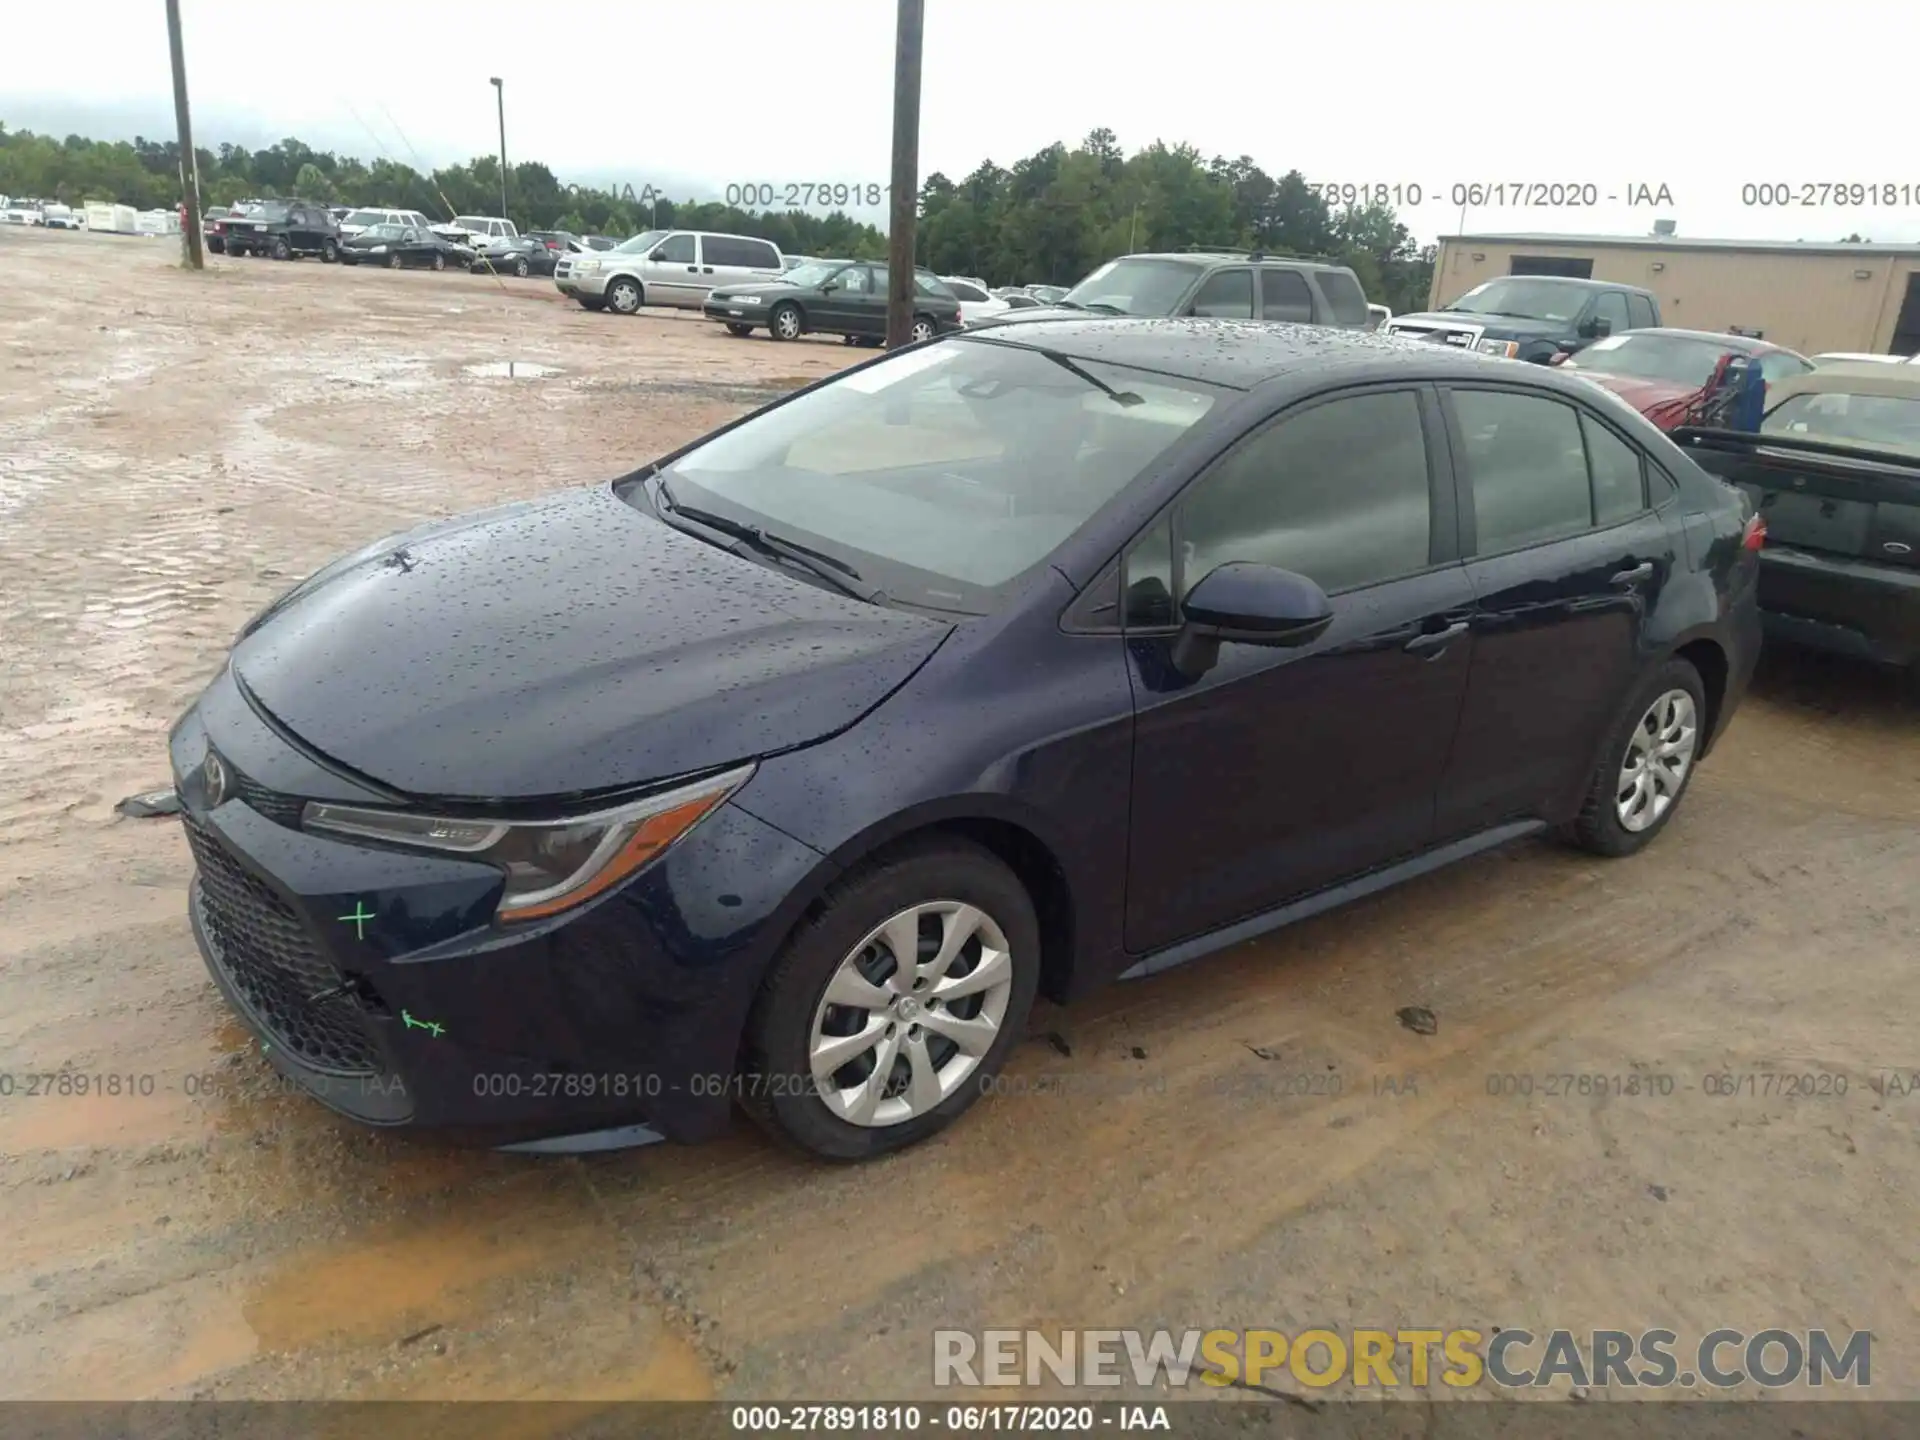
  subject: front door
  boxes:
[645,232,702,306]
[814,262,875,332]
[1123,385,1475,954]
[1434,385,1679,836]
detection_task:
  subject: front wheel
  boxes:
[514,257,530,278]
[388,251,403,270]
[320,239,338,263]
[270,237,291,261]
[607,277,643,314]
[206,236,225,255]
[431,253,446,272]
[1566,657,1707,857]
[769,302,804,341]
[740,839,1040,1161]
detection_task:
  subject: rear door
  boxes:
[1434,385,1680,836]
[1258,268,1314,325]
[702,235,763,293]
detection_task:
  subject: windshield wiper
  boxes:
[654,476,885,603]
[1029,346,1144,406]
[1077,301,1127,315]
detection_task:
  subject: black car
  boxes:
[339,223,472,271]
[470,235,564,278]
[169,320,1760,1161]
[1385,277,1665,364]
[703,258,964,344]
[222,199,341,262]
[979,252,1374,333]
[1674,361,1920,671]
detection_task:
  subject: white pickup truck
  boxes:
[433,214,518,249]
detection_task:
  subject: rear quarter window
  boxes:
[1315,269,1372,327]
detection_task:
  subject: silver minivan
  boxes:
[554,229,785,314]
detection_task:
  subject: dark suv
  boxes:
[979,251,1374,331]
[222,199,342,262]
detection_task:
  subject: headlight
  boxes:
[301,763,755,922]
[572,259,601,274]
[731,294,763,305]
[1477,338,1519,358]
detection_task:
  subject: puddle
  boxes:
[463,361,561,379]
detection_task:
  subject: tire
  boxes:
[842,333,861,346]
[207,236,224,255]
[769,302,803,341]
[859,336,884,348]
[388,251,403,270]
[270,237,291,261]
[431,253,446,272]
[740,838,1041,1161]
[1565,657,1707,857]
[910,315,935,343]
[607,277,643,314]
[514,257,530,278]
[320,239,338,264]
[575,297,607,312]
[725,323,755,337]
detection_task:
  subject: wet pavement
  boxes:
[2,227,1918,1404]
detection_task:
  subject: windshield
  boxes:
[643,338,1222,610]
[1565,334,1736,387]
[342,210,384,226]
[614,229,669,254]
[1764,391,1920,455]
[786,261,846,288]
[1444,278,1591,322]
[362,225,406,239]
[1060,259,1204,316]
[252,202,291,221]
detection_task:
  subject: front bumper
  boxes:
[169,669,834,1144]
[1759,545,1920,668]
[554,268,610,297]
[703,300,766,325]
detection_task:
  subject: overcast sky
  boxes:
[6,0,1916,244]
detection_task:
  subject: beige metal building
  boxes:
[1430,232,1920,357]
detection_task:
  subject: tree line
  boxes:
[0,122,1435,310]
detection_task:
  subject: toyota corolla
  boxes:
[171,320,1762,1161]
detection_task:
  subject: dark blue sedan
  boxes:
[170,320,1763,1160]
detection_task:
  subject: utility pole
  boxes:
[165,0,204,269]
[490,77,509,222]
[884,0,924,348]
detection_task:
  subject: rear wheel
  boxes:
[207,236,225,255]
[431,252,446,272]
[1566,657,1706,857]
[320,238,338,263]
[740,839,1040,1161]
[388,251,404,270]
[910,315,935,343]
[769,302,803,341]
[726,323,755,337]
[607,277,643,314]
[514,257,530,278]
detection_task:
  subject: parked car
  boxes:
[168,318,1759,1159]
[338,207,434,240]
[2,198,46,225]
[433,214,518,248]
[1674,361,1920,670]
[555,229,785,314]
[1810,352,1920,367]
[1557,329,1813,428]
[979,252,1373,333]
[702,259,962,343]
[221,199,342,261]
[41,202,78,230]
[1385,276,1662,363]
[941,277,1010,326]
[470,235,565,278]
[1027,284,1068,304]
[338,223,471,270]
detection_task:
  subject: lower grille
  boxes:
[184,817,382,1077]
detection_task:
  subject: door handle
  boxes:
[686,265,699,272]
[701,266,714,274]
[1611,562,1654,589]
[1403,620,1469,657]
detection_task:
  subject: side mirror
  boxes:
[1170,562,1334,678]
[1581,316,1612,339]
[650,248,668,262]
[820,279,839,293]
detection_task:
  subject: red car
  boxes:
[1555,328,1814,429]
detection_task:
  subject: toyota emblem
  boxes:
[202,749,230,807]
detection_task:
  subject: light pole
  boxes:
[489,77,508,222]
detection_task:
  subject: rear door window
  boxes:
[1259,269,1314,323]
[1452,389,1594,552]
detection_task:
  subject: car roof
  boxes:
[1124,251,1349,272]
[1466,274,1651,293]
[1611,327,1792,355]
[1766,362,1920,403]
[959,316,1585,391]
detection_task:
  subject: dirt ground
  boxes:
[1,226,1917,1411]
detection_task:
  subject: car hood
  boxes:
[1393,310,1573,339]
[231,484,953,801]
[1563,370,1695,417]
[708,281,805,299]
[972,305,1107,327]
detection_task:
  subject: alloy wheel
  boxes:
[610,280,641,313]
[1616,689,1697,832]
[774,306,802,340]
[911,319,934,342]
[807,901,1015,1128]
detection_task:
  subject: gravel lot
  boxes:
[2,227,1917,1406]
